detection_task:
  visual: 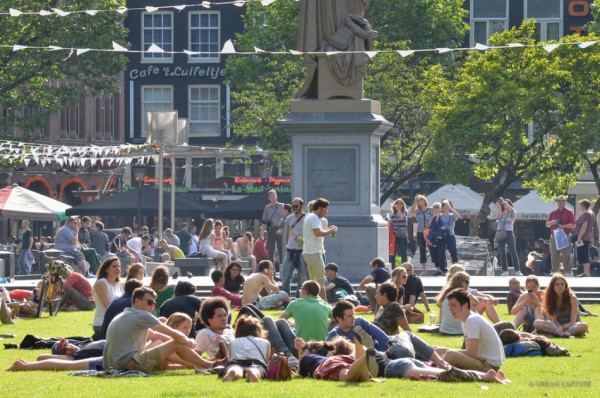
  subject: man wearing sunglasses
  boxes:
[546,196,576,277]
[103,287,224,373]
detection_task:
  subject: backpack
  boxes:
[504,342,543,357]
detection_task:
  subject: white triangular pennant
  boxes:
[289,50,302,55]
[85,10,98,16]
[398,50,415,57]
[507,43,525,48]
[233,0,246,7]
[474,43,489,51]
[254,47,266,53]
[221,39,236,54]
[9,8,23,17]
[436,48,452,54]
[579,41,597,49]
[201,1,212,8]
[52,8,70,17]
[23,158,31,167]
[76,48,91,56]
[39,10,52,16]
[12,45,27,52]
[147,44,164,53]
[49,46,63,51]
[146,6,159,12]
[112,41,128,52]
[365,51,377,59]
[117,6,128,14]
[174,5,186,11]
[261,0,277,5]
[544,44,560,53]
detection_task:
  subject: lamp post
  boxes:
[146,111,178,238]
[131,163,147,234]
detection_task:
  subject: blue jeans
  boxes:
[436,235,457,272]
[18,250,31,275]
[498,231,520,272]
[384,358,426,379]
[385,331,434,361]
[281,249,308,298]
[261,316,297,358]
[394,238,407,266]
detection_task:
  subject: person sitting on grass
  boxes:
[533,274,588,337]
[241,260,290,310]
[195,297,234,360]
[211,270,242,308]
[510,275,542,332]
[279,280,332,342]
[61,269,96,312]
[103,286,224,373]
[357,257,391,313]
[159,281,203,338]
[373,282,411,334]
[221,315,271,382]
[6,312,196,372]
[506,278,522,313]
[224,261,245,294]
[150,265,175,316]
[401,263,431,311]
[324,262,356,304]
[438,288,506,372]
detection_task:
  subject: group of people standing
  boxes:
[389,193,597,278]
[390,195,459,276]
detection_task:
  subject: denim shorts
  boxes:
[384,358,426,379]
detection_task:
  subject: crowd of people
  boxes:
[1,192,591,388]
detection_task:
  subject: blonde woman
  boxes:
[198,218,229,270]
[390,199,409,266]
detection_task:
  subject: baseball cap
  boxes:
[51,339,67,355]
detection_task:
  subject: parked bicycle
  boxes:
[36,257,72,317]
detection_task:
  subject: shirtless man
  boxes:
[241,260,290,310]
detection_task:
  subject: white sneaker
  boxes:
[515,271,523,276]
[563,272,574,277]
[500,271,509,276]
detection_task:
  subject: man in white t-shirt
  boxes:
[442,288,505,371]
[127,234,153,263]
[302,198,337,300]
[195,297,235,359]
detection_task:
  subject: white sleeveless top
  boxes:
[92,278,123,327]
[231,336,270,366]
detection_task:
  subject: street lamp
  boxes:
[146,111,178,238]
[131,163,147,234]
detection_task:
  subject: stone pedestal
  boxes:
[279,99,393,282]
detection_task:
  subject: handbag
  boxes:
[494,229,507,243]
[248,337,292,381]
[570,233,578,243]
[267,353,292,381]
[394,225,407,239]
[405,307,425,324]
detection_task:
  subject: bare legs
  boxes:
[7,358,91,371]
[222,365,262,382]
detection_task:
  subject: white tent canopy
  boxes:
[0,184,71,221]
[512,190,573,221]
[426,184,496,217]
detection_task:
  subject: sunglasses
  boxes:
[145,299,156,307]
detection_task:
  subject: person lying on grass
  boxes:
[221,315,271,383]
[6,312,201,372]
[296,335,510,384]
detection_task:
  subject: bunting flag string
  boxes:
[0,0,279,17]
[0,141,271,169]
[2,38,597,59]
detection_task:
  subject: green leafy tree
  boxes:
[427,21,600,235]
[226,0,467,201]
[0,1,127,133]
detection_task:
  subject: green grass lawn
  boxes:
[1,306,598,398]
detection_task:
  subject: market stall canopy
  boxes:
[65,186,211,217]
[0,184,71,221]
[512,190,574,221]
[205,191,292,220]
[426,184,496,217]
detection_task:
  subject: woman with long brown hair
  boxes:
[150,265,174,316]
[92,257,123,335]
[534,274,588,337]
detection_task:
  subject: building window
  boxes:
[191,158,216,188]
[141,86,173,137]
[60,100,83,140]
[142,12,173,62]
[188,12,220,62]
[17,107,49,140]
[95,94,117,141]
[223,158,246,177]
[189,85,220,136]
[471,0,509,45]
[525,0,562,42]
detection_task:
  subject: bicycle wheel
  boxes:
[36,279,49,317]
[49,280,64,316]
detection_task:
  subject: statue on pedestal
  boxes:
[295,0,376,100]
